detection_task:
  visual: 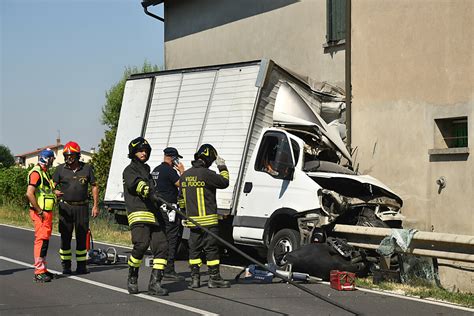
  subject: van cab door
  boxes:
[233,130,300,244]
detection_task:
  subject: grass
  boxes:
[1,204,473,308]
[357,277,474,308]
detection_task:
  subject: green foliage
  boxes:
[0,145,15,168]
[91,128,117,200]
[92,61,161,201]
[0,166,29,207]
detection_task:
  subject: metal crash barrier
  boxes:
[333,225,474,263]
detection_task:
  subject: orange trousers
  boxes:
[30,209,53,274]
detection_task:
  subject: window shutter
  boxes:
[327,0,346,42]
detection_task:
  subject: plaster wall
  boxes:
[164,0,345,87]
[351,0,473,292]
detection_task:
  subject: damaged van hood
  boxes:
[307,171,403,207]
[273,82,352,164]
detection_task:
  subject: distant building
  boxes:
[15,139,94,167]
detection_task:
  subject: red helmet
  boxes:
[63,141,81,156]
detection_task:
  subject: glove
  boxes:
[215,155,226,167]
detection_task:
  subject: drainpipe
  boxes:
[141,0,164,22]
[345,0,352,149]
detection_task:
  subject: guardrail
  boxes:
[333,225,474,263]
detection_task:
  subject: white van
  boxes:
[105,59,404,267]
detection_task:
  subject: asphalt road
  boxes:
[1,224,472,316]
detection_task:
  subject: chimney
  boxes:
[56,130,61,147]
[90,147,96,154]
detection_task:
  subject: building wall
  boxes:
[164,0,345,87]
[351,0,473,292]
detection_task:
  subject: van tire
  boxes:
[267,228,300,269]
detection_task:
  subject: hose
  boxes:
[155,194,360,316]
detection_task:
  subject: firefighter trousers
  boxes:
[30,209,53,274]
[58,202,89,264]
[188,226,220,267]
[128,223,169,270]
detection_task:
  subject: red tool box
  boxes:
[330,270,356,291]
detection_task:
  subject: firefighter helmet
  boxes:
[63,141,81,156]
[194,144,217,167]
[128,137,152,159]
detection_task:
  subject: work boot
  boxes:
[75,261,89,275]
[188,264,201,289]
[208,265,230,288]
[127,267,139,294]
[163,262,185,281]
[62,261,72,275]
[34,273,52,283]
[148,269,169,296]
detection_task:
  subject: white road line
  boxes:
[0,256,219,316]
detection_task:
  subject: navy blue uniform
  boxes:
[152,162,182,269]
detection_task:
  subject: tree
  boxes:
[0,145,15,168]
[91,62,161,200]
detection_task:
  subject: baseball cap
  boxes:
[163,147,183,158]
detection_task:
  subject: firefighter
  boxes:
[53,141,99,275]
[26,148,57,282]
[178,144,230,288]
[123,137,169,296]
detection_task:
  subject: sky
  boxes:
[0,0,164,155]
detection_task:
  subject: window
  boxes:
[326,0,346,44]
[255,132,294,179]
[435,117,468,148]
[429,117,469,155]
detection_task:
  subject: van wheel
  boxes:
[267,229,300,269]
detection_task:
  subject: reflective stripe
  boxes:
[220,170,229,180]
[185,214,219,227]
[197,187,206,217]
[179,188,187,209]
[60,249,72,260]
[153,258,167,265]
[127,211,156,225]
[128,255,142,268]
[153,264,165,270]
[76,249,87,261]
[189,258,202,265]
[207,259,220,266]
[153,258,167,269]
[136,180,149,198]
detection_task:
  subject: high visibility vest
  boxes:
[28,165,57,211]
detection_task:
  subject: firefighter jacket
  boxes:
[123,159,158,226]
[28,165,57,211]
[178,160,229,227]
